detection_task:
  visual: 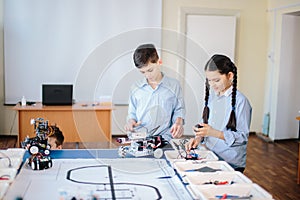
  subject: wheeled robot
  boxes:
[21,118,51,155]
[28,152,52,170]
[117,127,167,159]
[21,118,53,170]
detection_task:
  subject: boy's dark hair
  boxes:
[133,44,159,68]
[202,54,237,131]
[48,125,64,147]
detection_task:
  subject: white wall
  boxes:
[267,12,300,140]
[162,0,268,135]
[2,0,163,136]
[265,0,300,140]
[4,0,162,105]
[183,14,237,135]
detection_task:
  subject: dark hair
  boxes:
[202,54,237,131]
[133,44,159,68]
[48,126,64,146]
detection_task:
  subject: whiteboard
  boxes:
[4,0,162,104]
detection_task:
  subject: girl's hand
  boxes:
[185,136,202,152]
[193,123,223,139]
[193,123,209,137]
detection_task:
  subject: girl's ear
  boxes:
[228,71,234,81]
[158,59,162,65]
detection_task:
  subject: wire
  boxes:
[173,139,200,160]
[0,174,11,180]
[0,151,12,168]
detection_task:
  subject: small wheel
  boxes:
[118,146,127,158]
[44,149,50,155]
[36,161,40,170]
[47,160,53,168]
[31,161,36,170]
[29,145,39,155]
[153,148,163,159]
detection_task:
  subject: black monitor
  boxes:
[42,84,73,105]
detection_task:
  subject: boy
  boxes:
[125,44,185,141]
[47,126,64,149]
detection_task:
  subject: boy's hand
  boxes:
[171,117,184,138]
[170,123,183,138]
[124,119,141,132]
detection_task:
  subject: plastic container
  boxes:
[0,157,22,169]
[21,96,26,106]
[165,150,218,162]
[173,160,234,176]
[187,183,274,200]
[1,148,26,159]
[184,171,252,185]
[0,168,18,183]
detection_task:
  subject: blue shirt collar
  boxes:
[215,86,233,97]
[139,72,165,87]
[224,86,233,97]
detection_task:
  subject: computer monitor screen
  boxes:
[42,84,73,105]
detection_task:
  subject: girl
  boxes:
[186,54,252,172]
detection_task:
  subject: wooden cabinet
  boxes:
[13,103,113,147]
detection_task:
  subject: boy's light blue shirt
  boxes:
[127,74,185,141]
[203,87,252,168]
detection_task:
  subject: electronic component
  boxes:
[118,126,167,159]
[195,124,203,129]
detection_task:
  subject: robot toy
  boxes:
[21,118,53,170]
[117,126,167,159]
